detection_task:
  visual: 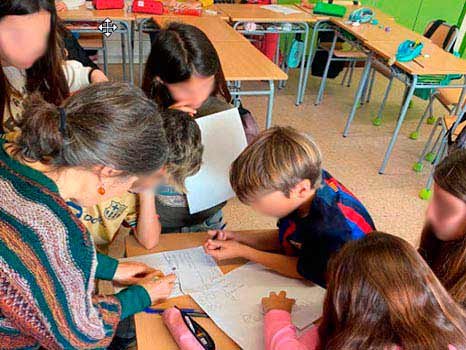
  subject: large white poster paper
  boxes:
[185,108,248,214]
[191,263,325,350]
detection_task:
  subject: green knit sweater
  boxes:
[0,141,150,349]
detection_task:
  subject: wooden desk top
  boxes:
[364,40,466,76]
[213,41,288,81]
[153,16,247,42]
[59,5,135,21]
[330,18,425,44]
[135,4,230,20]
[215,4,316,23]
[126,231,270,350]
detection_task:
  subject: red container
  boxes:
[92,0,124,10]
[132,0,164,14]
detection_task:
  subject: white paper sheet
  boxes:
[119,247,223,298]
[261,4,302,15]
[185,108,248,214]
[191,263,325,350]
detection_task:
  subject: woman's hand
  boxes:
[113,261,161,286]
[56,1,68,12]
[90,69,109,84]
[262,291,296,314]
[139,273,177,304]
[168,101,197,117]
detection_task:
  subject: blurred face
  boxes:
[426,183,466,241]
[129,168,166,194]
[249,190,301,218]
[165,74,215,109]
[69,168,165,207]
[0,10,51,69]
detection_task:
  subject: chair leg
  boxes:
[102,37,109,76]
[413,119,442,172]
[341,66,349,86]
[366,68,376,103]
[419,136,448,200]
[409,93,435,140]
[347,60,356,87]
[315,32,337,106]
[372,76,393,126]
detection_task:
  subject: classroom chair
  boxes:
[369,20,459,128]
[413,88,464,172]
[314,0,366,106]
[419,113,466,200]
[78,33,109,75]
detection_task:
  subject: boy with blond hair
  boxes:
[205,126,375,287]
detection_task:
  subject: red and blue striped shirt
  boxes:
[278,170,375,287]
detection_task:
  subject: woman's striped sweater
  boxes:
[0,141,150,349]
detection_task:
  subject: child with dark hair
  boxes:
[142,22,233,233]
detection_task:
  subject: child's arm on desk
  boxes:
[204,240,303,279]
[134,192,162,250]
[207,229,281,251]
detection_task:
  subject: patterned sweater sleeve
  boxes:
[0,256,150,349]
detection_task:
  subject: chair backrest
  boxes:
[424,20,459,52]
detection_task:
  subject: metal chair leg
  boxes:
[347,60,356,87]
[315,32,337,106]
[413,118,442,172]
[410,93,435,140]
[372,76,393,126]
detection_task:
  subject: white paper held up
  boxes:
[119,247,223,298]
[185,108,248,214]
[191,263,325,350]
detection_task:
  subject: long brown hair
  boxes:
[318,232,466,350]
[419,149,466,308]
[141,22,231,108]
[0,0,69,132]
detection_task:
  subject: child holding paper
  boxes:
[204,126,375,287]
[261,232,466,350]
[142,22,233,233]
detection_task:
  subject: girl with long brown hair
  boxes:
[419,149,466,308]
[0,0,107,138]
[262,232,466,350]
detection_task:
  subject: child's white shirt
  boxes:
[2,60,93,135]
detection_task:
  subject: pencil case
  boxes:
[132,0,164,14]
[313,3,346,17]
[163,307,215,350]
[92,0,124,10]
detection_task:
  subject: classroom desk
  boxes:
[295,6,396,105]
[328,19,466,174]
[125,231,270,350]
[215,4,316,104]
[216,40,287,128]
[59,5,135,82]
[152,16,248,43]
